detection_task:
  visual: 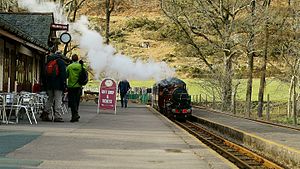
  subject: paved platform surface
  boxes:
[193,108,300,169]
[0,102,236,169]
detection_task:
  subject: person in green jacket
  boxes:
[66,54,83,122]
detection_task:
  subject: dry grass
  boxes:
[79,0,193,77]
[109,13,176,62]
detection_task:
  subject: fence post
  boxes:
[233,92,236,114]
[266,94,270,121]
[205,94,208,107]
[212,92,215,109]
[199,94,202,105]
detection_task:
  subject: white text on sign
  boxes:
[101,90,115,94]
[102,99,112,103]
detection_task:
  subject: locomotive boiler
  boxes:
[152,77,192,120]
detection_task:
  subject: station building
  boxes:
[0,12,57,92]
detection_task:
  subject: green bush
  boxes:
[141,31,162,41]
[158,24,185,42]
[275,117,300,125]
[174,44,198,58]
[162,54,176,63]
[125,17,163,31]
[110,29,126,43]
[142,23,183,41]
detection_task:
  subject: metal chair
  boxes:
[0,94,7,123]
[32,93,46,115]
[19,94,38,124]
[7,93,37,124]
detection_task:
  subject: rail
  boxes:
[175,118,285,169]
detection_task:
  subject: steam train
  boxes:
[152,77,192,121]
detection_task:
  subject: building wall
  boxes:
[0,37,45,92]
[0,38,3,91]
[4,40,15,92]
[16,44,45,92]
[18,44,33,91]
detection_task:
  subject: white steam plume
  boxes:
[18,0,175,81]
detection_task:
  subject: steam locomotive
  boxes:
[152,77,192,121]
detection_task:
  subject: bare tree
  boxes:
[105,0,115,44]
[0,0,18,12]
[257,0,272,118]
[280,0,300,125]
[64,0,87,22]
[245,0,256,117]
[160,0,248,110]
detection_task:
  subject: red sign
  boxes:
[51,23,69,31]
[98,78,117,113]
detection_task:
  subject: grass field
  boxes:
[85,78,299,125]
[86,78,291,102]
[130,78,290,102]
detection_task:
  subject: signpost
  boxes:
[97,78,117,114]
[50,23,70,55]
[50,23,69,31]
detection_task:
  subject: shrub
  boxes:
[162,54,176,63]
[158,23,188,42]
[110,29,126,43]
[125,17,163,31]
[141,31,162,41]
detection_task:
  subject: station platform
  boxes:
[0,102,236,169]
[193,107,300,169]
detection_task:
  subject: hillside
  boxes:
[80,0,197,78]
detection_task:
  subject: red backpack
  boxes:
[46,59,59,77]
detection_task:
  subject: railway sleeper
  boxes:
[179,120,284,169]
[218,145,231,149]
[240,157,255,161]
[246,162,263,166]
[225,148,236,152]
[232,153,245,157]
[204,137,215,140]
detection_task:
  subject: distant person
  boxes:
[40,51,66,122]
[118,80,131,108]
[66,54,84,122]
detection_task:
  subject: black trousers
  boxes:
[68,87,82,119]
[120,93,128,107]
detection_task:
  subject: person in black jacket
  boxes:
[118,80,131,108]
[40,51,66,122]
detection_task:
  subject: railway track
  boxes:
[174,119,285,169]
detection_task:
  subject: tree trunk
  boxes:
[105,0,111,44]
[246,55,254,116]
[245,0,256,117]
[232,82,240,114]
[257,19,269,118]
[288,76,294,117]
[223,55,232,111]
[292,76,297,125]
[72,8,77,22]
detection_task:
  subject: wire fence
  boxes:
[82,86,299,126]
[82,86,151,104]
[190,93,300,126]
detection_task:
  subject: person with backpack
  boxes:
[40,51,67,122]
[118,79,131,108]
[67,54,88,122]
